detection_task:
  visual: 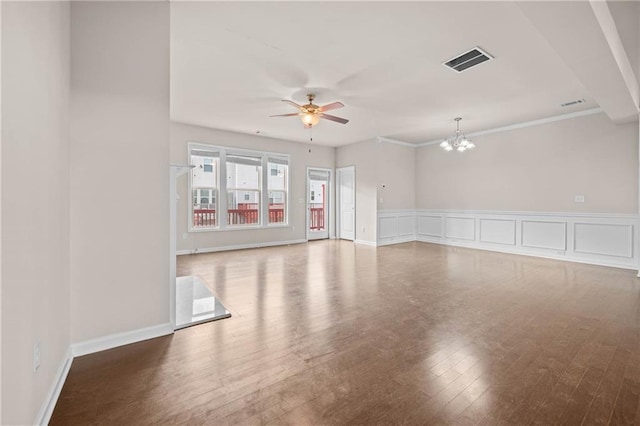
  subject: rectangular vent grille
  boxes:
[443,47,493,72]
[560,99,586,107]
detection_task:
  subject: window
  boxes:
[226,153,261,226]
[190,148,219,228]
[267,156,288,224]
[189,143,289,230]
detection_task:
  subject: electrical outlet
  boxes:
[362,227,366,233]
[574,195,585,203]
[182,232,188,240]
[33,342,41,372]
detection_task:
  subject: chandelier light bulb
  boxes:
[441,117,475,153]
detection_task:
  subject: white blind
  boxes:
[191,149,220,158]
[227,154,261,166]
[268,156,289,166]
[309,170,329,180]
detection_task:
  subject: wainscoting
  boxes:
[378,210,638,270]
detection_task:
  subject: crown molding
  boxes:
[376,136,417,148]
[417,107,605,147]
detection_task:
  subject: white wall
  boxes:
[608,1,640,86]
[171,122,335,252]
[336,140,378,243]
[416,112,638,213]
[375,141,416,211]
[1,2,70,423]
[335,139,416,244]
[69,2,170,342]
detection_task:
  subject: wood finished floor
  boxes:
[51,241,640,425]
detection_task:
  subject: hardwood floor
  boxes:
[50,241,640,425]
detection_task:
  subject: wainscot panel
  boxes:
[378,210,638,270]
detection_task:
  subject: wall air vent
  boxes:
[560,99,586,107]
[443,47,493,73]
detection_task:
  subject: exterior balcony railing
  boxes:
[193,204,289,227]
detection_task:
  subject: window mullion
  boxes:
[219,150,228,229]
[262,155,269,226]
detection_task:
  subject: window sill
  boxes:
[190,224,290,233]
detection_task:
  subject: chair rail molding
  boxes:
[377,209,639,270]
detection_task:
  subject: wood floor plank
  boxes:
[49,241,640,425]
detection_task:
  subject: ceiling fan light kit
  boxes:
[271,93,349,129]
[440,117,475,152]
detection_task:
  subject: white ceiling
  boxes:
[170,1,637,147]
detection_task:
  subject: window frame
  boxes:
[266,156,289,226]
[225,151,263,228]
[189,147,220,231]
[188,142,290,232]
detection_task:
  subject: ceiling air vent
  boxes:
[560,99,586,107]
[443,47,493,73]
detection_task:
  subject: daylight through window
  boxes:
[189,144,289,230]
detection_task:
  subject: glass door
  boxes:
[307,168,330,240]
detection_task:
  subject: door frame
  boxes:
[306,167,332,241]
[336,165,356,241]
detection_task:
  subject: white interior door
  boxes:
[307,168,330,240]
[337,166,355,241]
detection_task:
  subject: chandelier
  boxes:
[440,117,475,152]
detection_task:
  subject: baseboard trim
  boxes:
[34,348,73,426]
[378,236,416,246]
[177,239,306,255]
[70,323,174,358]
[355,239,377,247]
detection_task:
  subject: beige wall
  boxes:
[70,2,170,342]
[416,112,638,213]
[335,140,416,243]
[1,2,70,423]
[336,140,378,242]
[171,122,335,251]
[375,142,416,211]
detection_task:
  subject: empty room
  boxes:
[2,1,640,425]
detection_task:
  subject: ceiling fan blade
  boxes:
[270,113,301,117]
[320,113,349,124]
[282,99,303,110]
[319,102,344,112]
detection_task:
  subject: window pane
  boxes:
[227,155,261,190]
[190,148,219,229]
[192,154,218,188]
[268,159,288,224]
[268,163,287,190]
[228,190,259,225]
[268,191,286,224]
[192,188,217,228]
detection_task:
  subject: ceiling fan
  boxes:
[270,94,349,128]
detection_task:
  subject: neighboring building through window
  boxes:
[188,143,289,230]
[191,148,219,228]
[268,157,288,224]
[226,154,261,226]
